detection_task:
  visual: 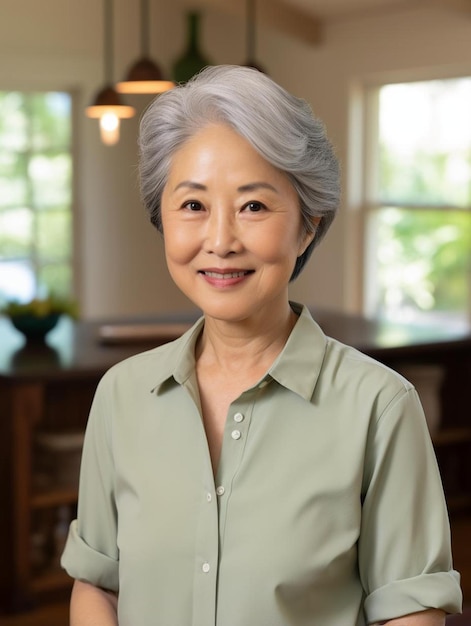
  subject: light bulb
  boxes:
[99,112,120,145]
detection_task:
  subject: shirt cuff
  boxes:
[365,570,462,624]
[60,519,119,592]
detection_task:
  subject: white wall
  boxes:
[1,1,471,319]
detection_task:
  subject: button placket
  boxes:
[217,399,254,553]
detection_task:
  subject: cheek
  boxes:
[163,222,198,265]
[251,222,303,263]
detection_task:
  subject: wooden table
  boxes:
[1,310,470,613]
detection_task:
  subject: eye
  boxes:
[243,201,265,213]
[183,200,203,211]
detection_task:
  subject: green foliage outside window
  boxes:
[372,78,471,324]
[0,91,73,304]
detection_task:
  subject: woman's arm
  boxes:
[70,579,118,626]
[375,608,446,625]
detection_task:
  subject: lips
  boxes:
[201,270,252,279]
[198,269,255,287]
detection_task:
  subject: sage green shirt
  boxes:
[61,303,462,625]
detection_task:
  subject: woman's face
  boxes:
[161,123,315,325]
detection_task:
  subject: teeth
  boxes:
[204,271,247,279]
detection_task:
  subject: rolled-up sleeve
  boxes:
[359,386,462,623]
[61,374,119,592]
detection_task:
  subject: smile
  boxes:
[201,271,252,279]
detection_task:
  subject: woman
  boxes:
[62,65,462,625]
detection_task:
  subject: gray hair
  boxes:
[138,65,340,280]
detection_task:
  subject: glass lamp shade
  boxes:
[172,12,211,84]
[116,57,174,94]
[86,85,135,145]
[85,85,136,119]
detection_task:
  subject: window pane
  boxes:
[0,92,28,152]
[31,92,71,150]
[39,263,72,298]
[0,208,33,258]
[378,79,471,207]
[372,207,471,323]
[0,260,36,305]
[30,153,72,208]
[0,176,28,208]
[37,210,71,259]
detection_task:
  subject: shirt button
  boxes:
[206,493,212,502]
[233,412,244,423]
[231,430,241,440]
[216,485,225,496]
[202,562,210,573]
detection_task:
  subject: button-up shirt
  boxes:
[61,303,462,625]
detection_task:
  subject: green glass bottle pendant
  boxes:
[172,12,211,83]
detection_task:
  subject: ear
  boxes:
[298,216,321,257]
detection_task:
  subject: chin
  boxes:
[199,303,257,324]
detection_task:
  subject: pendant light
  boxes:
[243,0,266,73]
[172,12,211,84]
[116,0,174,94]
[86,0,135,146]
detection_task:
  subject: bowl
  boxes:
[10,313,60,341]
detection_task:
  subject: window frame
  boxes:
[354,71,471,325]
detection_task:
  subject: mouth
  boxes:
[199,270,253,279]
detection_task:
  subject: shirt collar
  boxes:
[152,303,327,402]
[266,302,327,401]
[150,317,204,393]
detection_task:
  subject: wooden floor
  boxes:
[0,512,470,626]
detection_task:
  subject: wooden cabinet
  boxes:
[1,377,97,610]
[1,311,470,614]
[0,316,189,613]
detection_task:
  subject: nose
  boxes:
[203,209,242,256]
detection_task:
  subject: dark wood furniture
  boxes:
[1,309,470,614]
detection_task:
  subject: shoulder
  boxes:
[290,303,414,414]
[328,335,410,385]
[105,339,180,380]
[97,319,202,395]
[319,334,416,418]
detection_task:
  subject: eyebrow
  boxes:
[174,181,207,192]
[237,182,278,193]
[173,181,279,193]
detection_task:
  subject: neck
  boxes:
[196,302,298,374]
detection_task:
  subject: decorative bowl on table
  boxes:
[2,296,78,342]
[10,312,61,341]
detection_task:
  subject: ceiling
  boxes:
[274,0,471,21]
[199,0,471,45]
[286,0,418,20]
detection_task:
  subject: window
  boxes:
[0,91,73,305]
[364,77,471,327]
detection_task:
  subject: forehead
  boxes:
[166,123,292,189]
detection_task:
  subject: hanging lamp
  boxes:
[116,0,174,94]
[86,0,135,145]
[172,11,211,84]
[243,0,266,73]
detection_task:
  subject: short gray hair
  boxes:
[138,65,340,280]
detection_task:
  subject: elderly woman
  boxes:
[62,65,462,625]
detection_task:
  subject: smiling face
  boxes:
[161,123,315,326]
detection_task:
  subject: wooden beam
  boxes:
[431,0,471,13]
[198,0,323,46]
